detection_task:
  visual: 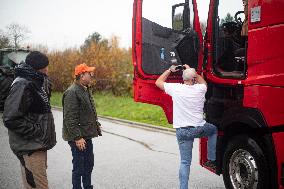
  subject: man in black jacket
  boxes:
[63,63,101,189]
[3,51,56,189]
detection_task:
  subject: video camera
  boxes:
[175,65,186,71]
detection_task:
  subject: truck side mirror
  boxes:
[172,2,191,31]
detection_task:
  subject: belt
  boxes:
[176,126,195,130]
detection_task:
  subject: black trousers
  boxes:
[68,139,94,189]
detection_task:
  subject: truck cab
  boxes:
[132,0,284,188]
[0,48,30,111]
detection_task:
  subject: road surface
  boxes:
[0,109,225,189]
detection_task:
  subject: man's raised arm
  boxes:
[155,65,177,91]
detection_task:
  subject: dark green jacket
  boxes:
[62,82,101,141]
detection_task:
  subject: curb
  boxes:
[52,106,175,135]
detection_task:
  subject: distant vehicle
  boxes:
[0,48,30,111]
[132,0,284,188]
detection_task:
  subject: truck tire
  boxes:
[222,135,269,189]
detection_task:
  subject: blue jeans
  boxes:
[176,122,217,189]
[68,139,94,189]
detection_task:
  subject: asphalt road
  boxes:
[0,109,225,189]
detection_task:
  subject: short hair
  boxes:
[182,68,197,81]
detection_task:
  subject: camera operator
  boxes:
[155,64,218,189]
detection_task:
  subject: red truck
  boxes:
[132,0,284,188]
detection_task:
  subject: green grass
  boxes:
[50,92,63,107]
[50,92,172,128]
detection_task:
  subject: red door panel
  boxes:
[132,0,203,123]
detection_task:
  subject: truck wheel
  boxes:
[222,135,269,189]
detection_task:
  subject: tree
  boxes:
[6,23,30,48]
[47,33,133,95]
[200,21,207,36]
[173,13,183,31]
[81,32,103,50]
[220,13,234,25]
[0,29,10,48]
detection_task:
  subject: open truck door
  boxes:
[132,0,203,123]
[134,0,284,188]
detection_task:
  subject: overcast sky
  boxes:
[0,0,242,50]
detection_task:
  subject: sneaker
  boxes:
[203,160,217,169]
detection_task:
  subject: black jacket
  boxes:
[62,82,101,141]
[2,63,56,156]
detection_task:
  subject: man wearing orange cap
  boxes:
[62,63,102,189]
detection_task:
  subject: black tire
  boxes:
[222,135,269,189]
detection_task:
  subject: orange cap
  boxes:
[74,63,95,77]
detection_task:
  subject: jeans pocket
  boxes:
[176,129,182,141]
[176,129,185,144]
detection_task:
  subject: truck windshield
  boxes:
[1,51,29,67]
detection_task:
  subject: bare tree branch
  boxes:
[6,23,30,48]
[0,29,10,48]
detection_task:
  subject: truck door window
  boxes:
[142,0,199,75]
[143,0,194,30]
[213,0,247,78]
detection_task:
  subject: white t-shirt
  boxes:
[164,83,207,128]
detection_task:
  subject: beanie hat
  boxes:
[25,51,49,70]
[182,68,197,81]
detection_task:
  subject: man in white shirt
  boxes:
[155,64,217,189]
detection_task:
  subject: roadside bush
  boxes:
[47,34,133,95]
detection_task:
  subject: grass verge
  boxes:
[50,92,172,128]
